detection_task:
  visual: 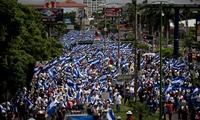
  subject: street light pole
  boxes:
[118,11,121,74]
[134,0,138,105]
[159,2,163,120]
[104,12,107,54]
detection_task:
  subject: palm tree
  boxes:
[162,7,175,46]
[126,2,135,23]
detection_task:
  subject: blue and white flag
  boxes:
[34,66,40,75]
[171,78,185,87]
[76,92,81,102]
[24,96,34,109]
[193,87,199,96]
[109,93,113,103]
[46,99,57,116]
[106,109,116,120]
[163,85,172,94]
[137,86,142,93]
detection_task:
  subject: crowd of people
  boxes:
[0,30,200,120]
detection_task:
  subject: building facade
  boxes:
[83,0,106,17]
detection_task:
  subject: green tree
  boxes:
[0,0,63,96]
[138,43,149,50]
[126,2,135,23]
[182,27,196,49]
[154,48,184,57]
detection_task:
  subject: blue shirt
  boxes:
[177,101,182,110]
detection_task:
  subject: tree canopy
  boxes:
[0,0,63,97]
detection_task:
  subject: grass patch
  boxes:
[112,100,159,120]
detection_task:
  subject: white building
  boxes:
[83,0,106,17]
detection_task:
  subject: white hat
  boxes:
[68,97,73,101]
[2,110,6,113]
[126,111,132,115]
[94,103,98,106]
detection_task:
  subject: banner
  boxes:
[69,115,93,120]
[118,24,133,31]
[101,92,110,99]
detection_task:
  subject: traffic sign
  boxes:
[64,19,71,23]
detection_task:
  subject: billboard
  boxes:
[38,8,63,24]
[44,0,56,8]
[196,14,200,41]
[146,0,200,4]
[118,23,133,31]
[103,8,122,17]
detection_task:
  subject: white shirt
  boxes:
[92,95,99,103]
[195,95,200,102]
[165,94,170,102]
[115,95,122,104]
[169,97,175,103]
[177,95,183,101]
[195,72,199,78]
[129,87,134,93]
[28,118,35,120]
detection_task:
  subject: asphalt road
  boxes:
[172,113,178,120]
[166,113,192,120]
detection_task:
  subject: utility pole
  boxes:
[134,0,138,105]
[159,2,163,120]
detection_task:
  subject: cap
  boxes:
[126,111,132,115]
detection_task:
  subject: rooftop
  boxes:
[24,0,87,8]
